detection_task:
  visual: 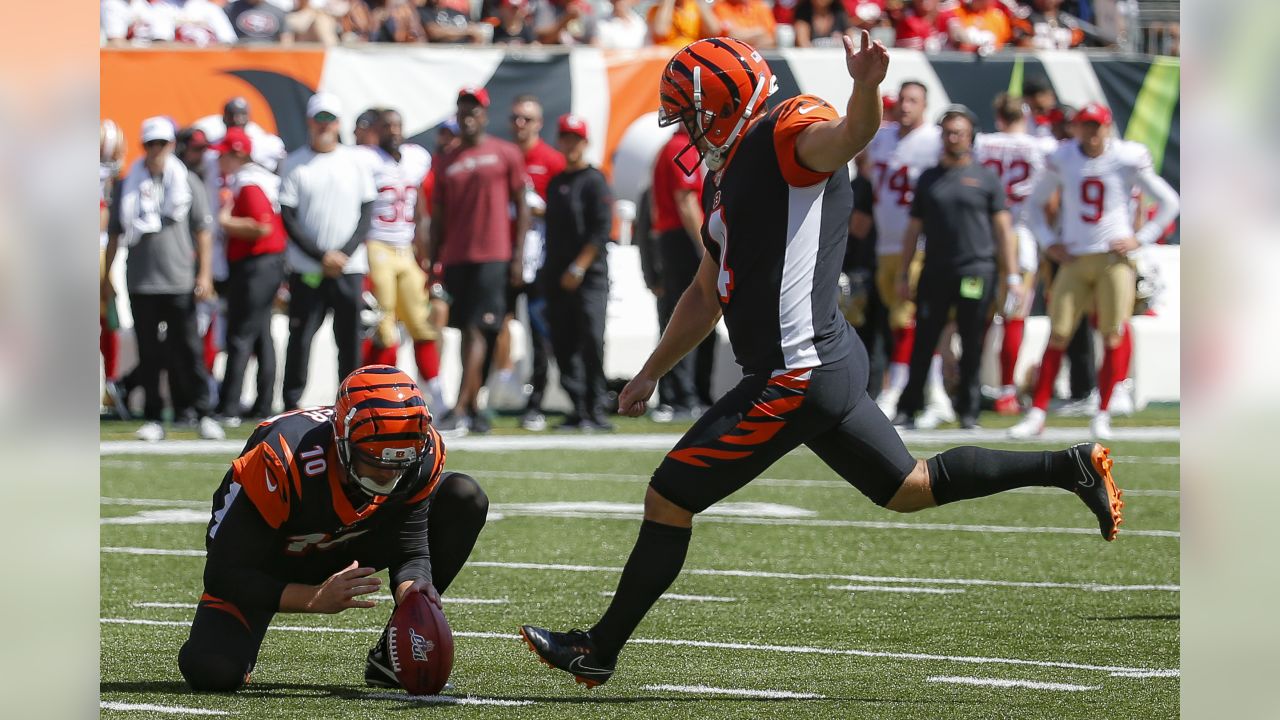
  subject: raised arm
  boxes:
[794,31,890,174]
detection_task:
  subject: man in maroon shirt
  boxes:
[649,125,715,420]
[213,127,287,420]
[506,94,566,431]
[429,86,531,434]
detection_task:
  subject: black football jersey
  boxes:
[205,407,446,558]
[700,94,857,374]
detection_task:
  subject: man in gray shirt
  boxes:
[894,105,1020,429]
[105,117,224,441]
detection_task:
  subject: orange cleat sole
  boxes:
[1090,444,1124,541]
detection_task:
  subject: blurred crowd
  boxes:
[100,73,1178,443]
[101,0,1173,54]
[101,89,629,440]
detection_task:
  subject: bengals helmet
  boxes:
[659,37,778,175]
[333,365,432,497]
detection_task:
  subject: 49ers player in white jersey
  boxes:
[864,80,946,420]
[973,93,1060,415]
[1011,102,1180,440]
[356,109,443,406]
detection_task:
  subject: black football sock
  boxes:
[589,519,692,662]
[927,446,1075,505]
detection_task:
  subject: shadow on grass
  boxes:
[102,680,371,700]
[359,694,943,709]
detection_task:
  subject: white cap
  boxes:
[140,116,176,144]
[306,92,342,119]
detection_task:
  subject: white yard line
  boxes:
[603,591,737,603]
[1110,670,1178,678]
[488,506,1180,538]
[101,547,1179,592]
[926,676,1100,691]
[104,547,205,556]
[827,584,965,595]
[100,618,1178,678]
[101,497,208,507]
[99,426,1179,457]
[643,684,824,699]
[101,701,229,715]
[361,693,534,706]
[98,498,1179,536]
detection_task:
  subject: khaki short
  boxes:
[367,240,436,346]
[875,253,924,330]
[1048,252,1135,340]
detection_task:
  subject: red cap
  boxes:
[557,113,588,139]
[881,94,897,113]
[1073,102,1113,125]
[458,85,490,108]
[501,0,527,7]
[212,126,253,156]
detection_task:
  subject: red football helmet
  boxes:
[333,365,432,497]
[101,119,125,176]
[659,37,778,175]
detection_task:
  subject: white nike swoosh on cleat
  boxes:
[567,656,612,676]
[1073,449,1096,488]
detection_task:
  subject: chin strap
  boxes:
[698,69,770,171]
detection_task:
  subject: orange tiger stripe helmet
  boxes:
[333,365,432,497]
[659,37,778,175]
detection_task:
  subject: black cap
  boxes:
[937,103,978,126]
[356,108,382,130]
[1022,75,1051,97]
[224,97,250,115]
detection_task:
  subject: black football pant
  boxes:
[217,253,285,418]
[130,292,212,422]
[511,283,553,412]
[178,472,488,693]
[282,272,363,410]
[546,272,609,419]
[898,270,996,420]
[1067,317,1097,400]
[657,230,716,410]
[650,351,916,513]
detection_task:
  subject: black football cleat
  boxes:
[518,626,615,688]
[1066,443,1124,541]
[364,626,400,689]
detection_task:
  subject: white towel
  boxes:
[119,153,192,247]
[229,162,282,213]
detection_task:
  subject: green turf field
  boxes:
[101,420,1179,718]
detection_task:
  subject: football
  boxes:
[386,591,454,695]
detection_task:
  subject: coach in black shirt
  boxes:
[542,114,614,431]
[894,105,1021,428]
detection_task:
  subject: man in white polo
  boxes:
[279,93,378,410]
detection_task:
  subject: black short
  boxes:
[443,261,508,332]
[650,351,916,513]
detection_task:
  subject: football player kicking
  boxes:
[177,366,488,692]
[518,33,1124,689]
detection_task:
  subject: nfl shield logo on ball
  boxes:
[409,627,435,662]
